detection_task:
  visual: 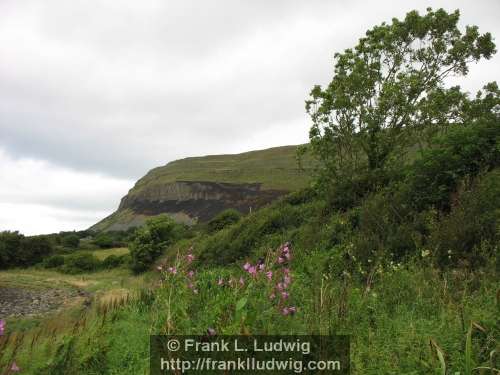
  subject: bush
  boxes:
[93,233,115,249]
[102,254,126,269]
[61,234,80,249]
[61,253,101,274]
[43,255,65,268]
[429,169,500,268]
[129,215,186,273]
[0,232,54,269]
[404,119,500,211]
[207,209,242,233]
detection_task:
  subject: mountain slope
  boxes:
[91,145,313,231]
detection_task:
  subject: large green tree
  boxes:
[306,8,496,182]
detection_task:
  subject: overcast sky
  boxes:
[1,0,498,235]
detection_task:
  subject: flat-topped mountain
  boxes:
[91,145,313,231]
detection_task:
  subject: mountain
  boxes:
[91,145,313,232]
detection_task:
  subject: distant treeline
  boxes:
[0,229,134,269]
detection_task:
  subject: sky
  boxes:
[0,0,499,235]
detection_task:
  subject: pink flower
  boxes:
[282,246,289,253]
[284,252,291,260]
[281,291,289,299]
[243,262,251,271]
[284,275,292,285]
[288,306,297,315]
[167,267,177,274]
[248,266,257,277]
[276,282,285,291]
[187,270,195,278]
[239,277,245,286]
[283,268,290,275]
[265,271,273,281]
[282,307,290,316]
[207,328,216,336]
[186,253,194,263]
[11,362,20,372]
[258,264,265,271]
[0,319,5,336]
[269,292,276,300]
[277,257,285,264]
[217,277,224,286]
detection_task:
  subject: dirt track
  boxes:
[0,287,84,317]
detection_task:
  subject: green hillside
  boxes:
[129,144,314,196]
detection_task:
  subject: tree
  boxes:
[129,215,185,273]
[306,8,495,183]
[62,233,80,249]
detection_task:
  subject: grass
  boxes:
[91,247,129,261]
[129,144,315,195]
[1,243,497,374]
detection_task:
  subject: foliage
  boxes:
[101,254,128,269]
[404,118,500,211]
[61,253,102,274]
[61,234,80,249]
[0,232,54,269]
[43,255,65,269]
[129,215,186,273]
[206,209,242,233]
[306,7,495,187]
[93,233,115,249]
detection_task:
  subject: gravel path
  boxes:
[0,287,84,317]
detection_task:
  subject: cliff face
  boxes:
[91,145,313,232]
[124,179,284,220]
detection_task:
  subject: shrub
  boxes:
[0,232,54,268]
[61,253,101,274]
[129,215,186,273]
[61,234,80,249]
[429,169,500,268]
[102,254,125,269]
[43,255,65,268]
[93,233,115,249]
[404,119,500,211]
[207,209,242,233]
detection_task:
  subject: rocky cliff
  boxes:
[91,145,313,231]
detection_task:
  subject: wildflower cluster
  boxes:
[238,242,297,316]
[158,247,198,294]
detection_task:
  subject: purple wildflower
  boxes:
[248,266,257,277]
[243,262,251,271]
[207,328,216,336]
[265,271,273,281]
[0,319,5,336]
[11,362,20,372]
[217,277,224,286]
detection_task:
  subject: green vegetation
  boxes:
[206,208,242,233]
[0,232,53,269]
[129,144,314,197]
[1,7,499,374]
[129,215,187,273]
